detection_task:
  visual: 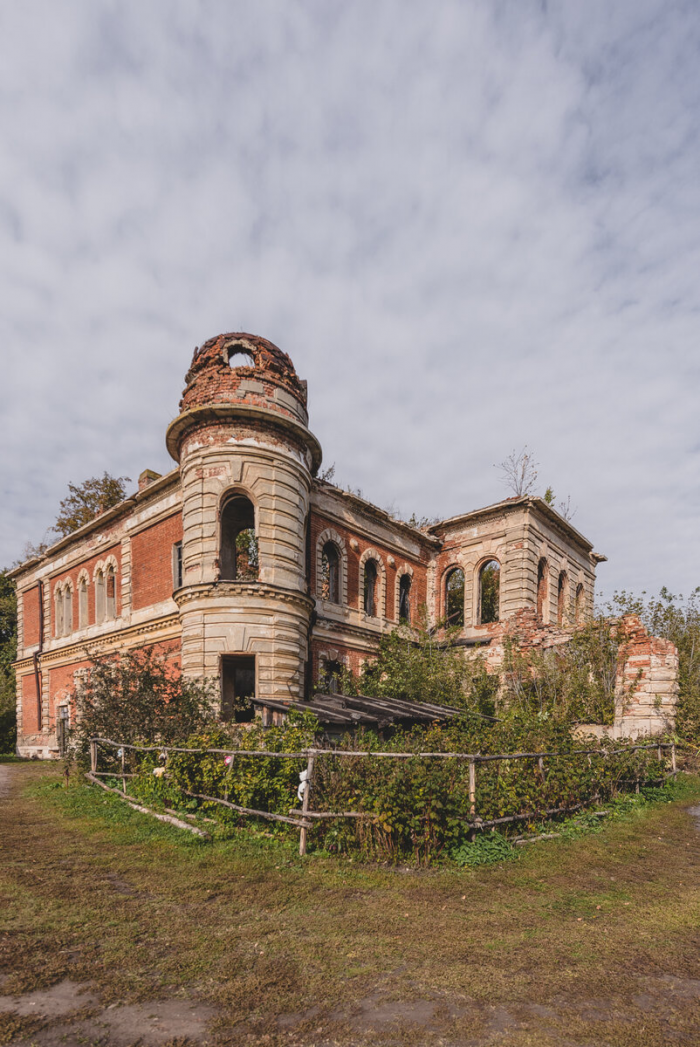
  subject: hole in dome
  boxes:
[224,343,255,369]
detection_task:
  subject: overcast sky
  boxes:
[1,0,699,601]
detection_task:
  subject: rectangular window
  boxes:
[172,541,183,590]
[221,655,256,722]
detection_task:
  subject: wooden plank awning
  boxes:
[250,692,461,729]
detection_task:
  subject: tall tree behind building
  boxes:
[54,473,131,537]
[0,570,17,752]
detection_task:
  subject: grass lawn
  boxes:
[1,760,700,1046]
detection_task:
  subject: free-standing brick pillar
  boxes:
[166,333,322,709]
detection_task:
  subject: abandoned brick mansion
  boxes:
[11,333,677,757]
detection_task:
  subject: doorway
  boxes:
[221,655,256,722]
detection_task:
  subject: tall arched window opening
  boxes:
[363,560,378,616]
[320,542,340,603]
[557,571,568,625]
[537,558,548,620]
[399,574,412,624]
[105,566,117,620]
[55,589,64,637]
[445,568,465,627]
[78,579,88,629]
[220,495,258,581]
[63,587,72,635]
[321,658,343,694]
[575,582,585,623]
[95,570,105,624]
[478,561,500,624]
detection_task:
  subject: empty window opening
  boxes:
[78,579,88,629]
[399,574,412,624]
[445,568,465,627]
[54,590,64,637]
[557,571,568,625]
[220,495,258,581]
[363,560,378,616]
[105,566,116,620]
[221,655,256,722]
[172,541,183,590]
[537,558,549,620]
[575,582,585,623]
[63,588,72,635]
[479,561,500,625]
[320,542,340,603]
[224,343,255,369]
[321,658,343,694]
[95,570,105,625]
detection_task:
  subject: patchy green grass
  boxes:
[2,762,700,1045]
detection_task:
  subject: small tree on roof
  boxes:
[54,473,131,538]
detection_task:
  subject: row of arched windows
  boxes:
[53,563,118,637]
[320,540,414,624]
[537,558,585,624]
[443,560,501,628]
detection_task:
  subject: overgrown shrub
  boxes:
[70,646,217,760]
[0,570,17,753]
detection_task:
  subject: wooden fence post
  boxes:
[469,759,477,817]
[299,754,316,858]
[121,748,127,794]
[672,744,677,773]
[90,739,98,775]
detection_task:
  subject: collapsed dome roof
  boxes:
[180,332,307,411]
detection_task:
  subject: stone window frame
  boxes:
[536,556,549,623]
[103,555,119,621]
[93,562,105,624]
[218,485,259,582]
[475,556,501,626]
[53,581,65,638]
[316,528,348,607]
[359,548,386,620]
[77,569,90,630]
[395,564,414,624]
[316,646,349,692]
[62,579,74,636]
[574,579,586,623]
[556,568,569,625]
[442,562,466,627]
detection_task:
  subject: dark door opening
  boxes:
[221,655,256,722]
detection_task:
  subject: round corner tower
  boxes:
[166,333,322,713]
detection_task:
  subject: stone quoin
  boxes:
[9,333,676,757]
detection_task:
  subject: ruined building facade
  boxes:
[10,334,671,758]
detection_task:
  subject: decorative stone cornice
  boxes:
[173,580,316,612]
[166,402,323,472]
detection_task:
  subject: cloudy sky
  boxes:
[1,0,699,600]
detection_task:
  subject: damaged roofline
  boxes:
[7,468,181,581]
[429,495,603,558]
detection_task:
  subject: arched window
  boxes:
[399,574,412,624]
[95,569,105,625]
[363,559,378,616]
[320,542,340,603]
[557,571,568,625]
[575,582,585,623]
[63,586,73,635]
[105,565,116,620]
[220,494,258,581]
[78,578,88,629]
[445,567,465,627]
[537,558,548,620]
[479,561,500,624]
[54,588,64,637]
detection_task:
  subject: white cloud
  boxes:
[1,0,699,598]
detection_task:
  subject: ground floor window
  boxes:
[221,655,256,722]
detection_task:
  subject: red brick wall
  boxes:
[310,640,367,686]
[131,514,183,611]
[310,511,428,621]
[49,543,122,632]
[21,673,40,733]
[48,660,91,725]
[22,585,42,647]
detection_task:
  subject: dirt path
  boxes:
[2,761,700,1046]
